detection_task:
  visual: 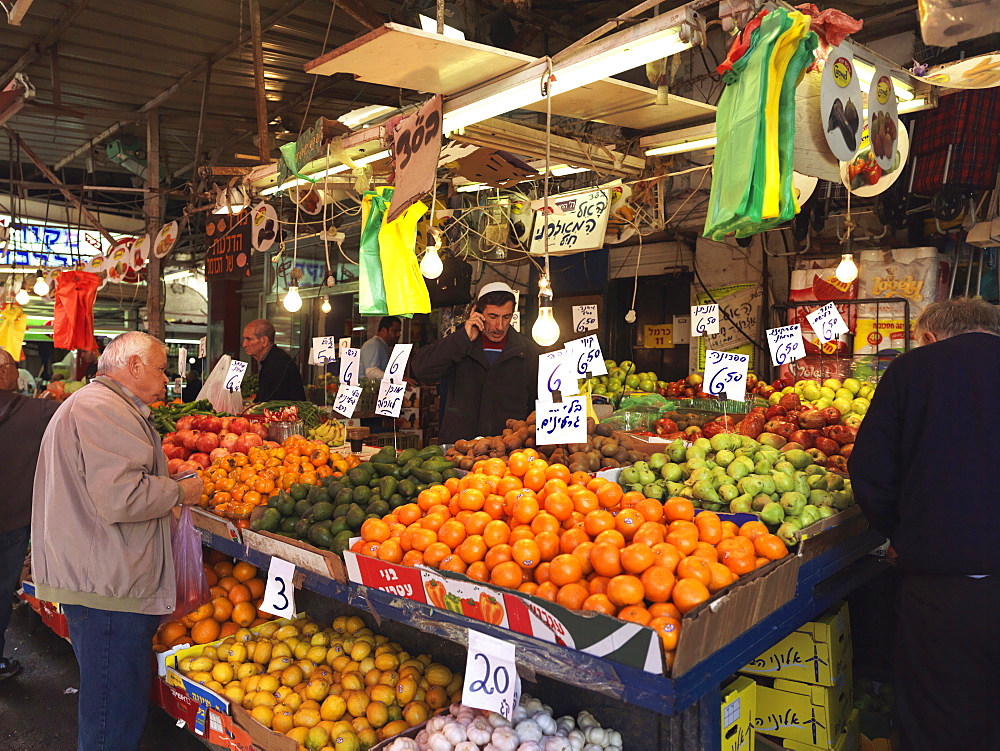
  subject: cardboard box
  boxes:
[398,408,421,429]
[741,602,852,686]
[614,430,673,455]
[152,677,255,750]
[853,319,914,356]
[190,507,242,544]
[753,667,854,748]
[242,523,347,581]
[17,583,70,640]
[231,703,297,751]
[722,676,757,751]
[771,709,859,751]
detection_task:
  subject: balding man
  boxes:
[31,332,203,749]
[0,347,58,682]
[242,318,306,402]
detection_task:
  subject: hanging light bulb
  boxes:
[531,276,560,346]
[835,253,858,283]
[420,229,444,279]
[15,281,29,306]
[320,297,332,313]
[33,269,49,296]
[283,284,302,312]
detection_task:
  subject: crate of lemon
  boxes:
[171,612,462,751]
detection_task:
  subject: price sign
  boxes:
[535,396,587,445]
[261,557,296,619]
[766,324,807,366]
[806,303,849,343]
[340,348,360,386]
[177,347,187,375]
[644,324,674,348]
[388,95,442,224]
[537,350,578,400]
[704,350,750,401]
[197,336,206,359]
[376,380,406,417]
[691,305,720,337]
[333,384,363,418]
[463,630,521,720]
[565,335,608,378]
[313,337,337,364]
[225,360,248,393]
[384,344,413,384]
[572,304,598,333]
[510,311,521,333]
[339,338,351,356]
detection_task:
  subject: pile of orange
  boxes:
[153,551,272,650]
[192,437,362,526]
[353,450,788,667]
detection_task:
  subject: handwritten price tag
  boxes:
[537,350,578,400]
[565,335,608,378]
[339,338,351,356]
[463,630,521,720]
[376,380,406,417]
[806,303,849,343]
[384,343,413,384]
[535,396,587,445]
[313,336,337,364]
[340,348,360,386]
[704,349,749,401]
[766,324,807,367]
[691,305,720,337]
[177,347,187,375]
[572,304,598,333]
[224,360,248,393]
[261,557,296,619]
[333,384,363,418]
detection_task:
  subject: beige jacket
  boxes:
[31,376,183,615]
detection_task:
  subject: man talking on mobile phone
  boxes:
[409,282,538,443]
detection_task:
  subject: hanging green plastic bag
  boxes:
[359,187,390,316]
[379,199,431,316]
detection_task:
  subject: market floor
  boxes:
[1,598,208,750]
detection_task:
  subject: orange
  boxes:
[361,519,391,544]
[691,541,719,563]
[437,520,467,549]
[411,528,437,552]
[211,596,234,623]
[508,525,535,546]
[159,620,188,646]
[439,555,467,574]
[465,511,493,536]
[620,543,656,574]
[706,562,735,593]
[720,521,739,539]
[482,458,507,477]
[512,496,540,525]
[754,534,788,560]
[648,602,682,619]
[203,566,218,587]
[614,509,645,540]
[233,562,257,582]
[571,541,595,576]
[581,593,617,616]
[495,475,522,496]
[232,601,257,627]
[569,471,591,486]
[672,578,711,614]
[594,529,626,549]
[649,616,681,650]
[530,513,561,536]
[377,539,403,564]
[666,526,699,556]
[590,543,623,577]
[717,536,755,559]
[228,582,253,605]
[457,489,485,512]
[632,522,666,548]
[534,531,560,561]
[535,581,558,602]
[484,494,506,520]
[595,483,623,509]
[184,601,215,625]
[676,556,713,587]
[618,604,652,626]
[640,565,676,603]
[190,618,221,644]
[213,561,235,578]
[573,489,600,515]
[397,504,422,526]
[534,562,551,584]
[518,582,538,596]
[523,467,547,492]
[588,575,611,595]
[555,582,589,611]
[245,578,265,600]
[484,544,513,571]
[634,498,664,523]
[559,527,589,554]
[490,561,524,589]
[663,498,695,522]
[621,491,646,508]
[511,539,541,569]
[721,551,757,576]
[467,561,489,582]
[401,550,424,567]
[739,520,770,541]
[545,463,571,483]
[540,479,569,499]
[584,510,615,538]
[543,493,574,521]
[420,513,448,533]
[508,452,530,477]
[483,520,511,548]
[457,535,487,564]
[606,575,645,608]
[548,554,583,587]
[423,542,452,568]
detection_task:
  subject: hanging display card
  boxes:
[704,350,749,401]
[766,324,807,366]
[535,396,587,445]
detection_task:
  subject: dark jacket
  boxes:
[848,332,1000,575]
[409,329,537,444]
[0,391,59,534]
[256,345,305,402]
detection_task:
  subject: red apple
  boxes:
[764,420,795,439]
[814,436,841,457]
[764,405,787,420]
[827,455,849,472]
[247,422,270,440]
[805,448,828,464]
[181,430,202,451]
[798,410,827,430]
[195,432,220,454]
[788,430,815,449]
[827,425,858,445]
[220,433,240,452]
[167,458,184,475]
[778,393,801,412]
[839,443,854,459]
[209,447,231,462]
[175,415,198,431]
[822,407,842,426]
[229,417,250,435]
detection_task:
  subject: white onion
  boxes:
[542,737,573,751]
[454,743,479,751]
[567,729,586,751]
[467,718,493,746]
[491,725,520,751]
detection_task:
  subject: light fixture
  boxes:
[338,104,398,130]
[259,150,390,196]
[441,11,692,134]
[32,269,49,296]
[548,165,591,177]
[283,284,302,312]
[455,182,491,193]
[641,122,717,157]
[897,97,933,114]
[836,254,859,283]
[531,276,560,346]
[852,57,915,102]
[163,270,195,283]
[420,229,445,279]
[15,281,29,305]
[213,184,249,214]
[320,297,332,313]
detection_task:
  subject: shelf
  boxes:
[206,527,886,722]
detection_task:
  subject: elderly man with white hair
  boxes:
[31,331,203,750]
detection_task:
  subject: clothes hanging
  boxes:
[0,303,28,360]
[379,199,431,317]
[53,270,100,352]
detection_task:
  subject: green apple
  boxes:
[638,379,656,392]
[843,413,863,428]
[814,398,832,410]
[782,386,796,394]
[619,360,635,375]
[842,377,862,395]
[604,359,617,371]
[592,384,607,395]
[606,377,622,391]
[769,392,783,405]
[802,383,823,401]
[832,397,852,415]
[850,398,869,416]
[822,378,843,391]
[625,374,641,388]
[858,384,875,399]
[609,367,625,381]
[835,388,855,401]
[657,381,668,390]
[819,386,837,400]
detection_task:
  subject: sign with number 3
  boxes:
[262,557,296,619]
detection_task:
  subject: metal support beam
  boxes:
[191,62,212,184]
[49,44,61,107]
[3,126,115,245]
[249,0,271,164]
[0,0,90,87]
[145,109,164,340]
[329,0,384,31]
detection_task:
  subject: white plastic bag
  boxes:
[197,355,244,414]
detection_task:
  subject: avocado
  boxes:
[409,467,442,485]
[309,522,334,548]
[370,462,403,480]
[388,493,406,509]
[352,485,372,504]
[267,491,285,509]
[320,474,337,488]
[378,476,399,498]
[251,508,280,532]
[347,466,372,486]
[328,517,348,537]
[293,516,313,538]
[366,500,389,517]
[325,482,345,501]
[289,483,310,501]
[276,494,296,517]
[294,499,314,518]
[416,445,444,460]
[397,479,416,498]
[279,516,299,533]
[420,459,454,474]
[345,503,365,531]
[331,529,353,555]
[312,501,335,521]
[397,448,418,465]
[334,488,354,507]
[441,468,462,481]
[307,485,327,504]
[332,503,350,518]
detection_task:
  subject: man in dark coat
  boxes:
[410,283,537,443]
[0,346,59,680]
[848,297,1000,751]
[242,319,306,402]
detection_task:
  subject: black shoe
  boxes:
[0,658,22,681]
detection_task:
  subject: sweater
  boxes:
[848,332,1000,575]
[0,391,59,534]
[256,344,306,402]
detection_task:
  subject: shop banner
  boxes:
[528,188,611,256]
[205,212,251,279]
[387,95,442,224]
[695,283,762,371]
[154,220,179,258]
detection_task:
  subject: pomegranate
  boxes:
[200,415,222,434]
[188,452,211,469]
[219,433,240,452]
[167,458,184,475]
[229,417,250,435]
[175,415,198,431]
[195,432,219,454]
[209,447,230,461]
[181,430,202,451]
[247,422,270,440]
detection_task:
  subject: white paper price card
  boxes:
[383,343,413,383]
[262,557,296,619]
[340,347,360,386]
[224,360,248,393]
[572,304,598,333]
[806,303,849,343]
[537,350,578,400]
[704,350,750,401]
[338,338,351,356]
[565,335,608,378]
[535,396,587,445]
[313,336,337,363]
[177,347,187,375]
[333,384,363,418]
[463,630,521,720]
[376,380,406,417]
[766,324,807,367]
[691,304,720,337]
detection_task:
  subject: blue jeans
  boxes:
[0,525,30,658]
[63,604,161,751]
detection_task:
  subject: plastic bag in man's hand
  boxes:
[165,506,211,622]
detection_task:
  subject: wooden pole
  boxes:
[145,108,164,340]
[249,0,271,164]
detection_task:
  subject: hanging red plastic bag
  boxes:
[164,505,211,622]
